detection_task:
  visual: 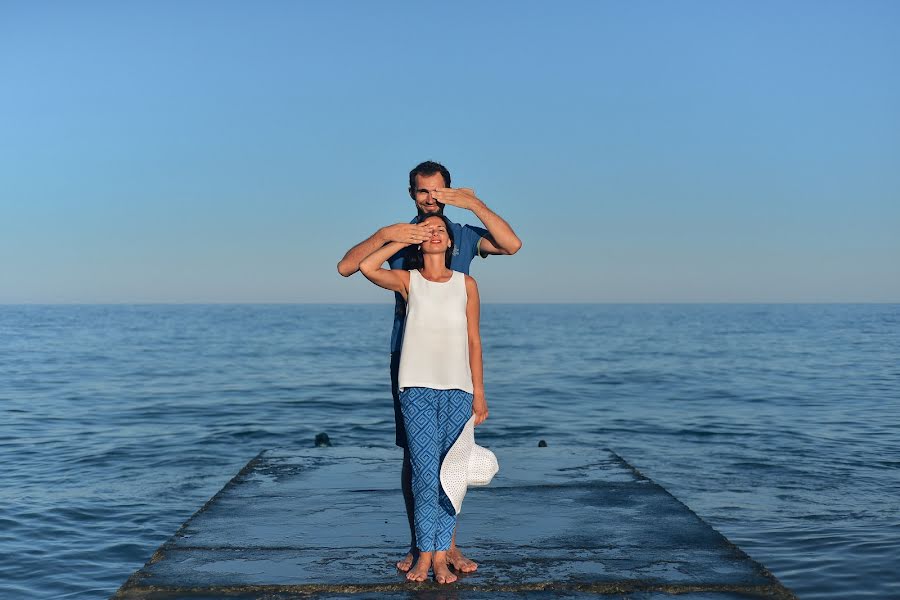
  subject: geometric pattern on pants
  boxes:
[399,387,473,552]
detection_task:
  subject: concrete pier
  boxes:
[113,447,796,599]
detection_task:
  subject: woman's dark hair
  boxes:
[405,213,455,270]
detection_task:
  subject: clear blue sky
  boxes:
[1,1,898,303]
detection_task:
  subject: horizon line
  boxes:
[2,301,898,306]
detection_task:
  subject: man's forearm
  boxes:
[470,200,522,254]
[337,229,387,277]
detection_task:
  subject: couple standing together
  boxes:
[337,161,522,584]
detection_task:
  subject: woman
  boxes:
[359,213,488,584]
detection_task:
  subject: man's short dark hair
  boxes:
[409,160,451,192]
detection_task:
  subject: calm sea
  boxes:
[1,304,898,599]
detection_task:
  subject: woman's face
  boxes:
[420,216,451,255]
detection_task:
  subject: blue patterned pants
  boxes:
[399,387,472,552]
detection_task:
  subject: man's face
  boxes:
[410,172,447,216]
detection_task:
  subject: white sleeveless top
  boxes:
[398,270,473,393]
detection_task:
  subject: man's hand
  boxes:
[432,188,482,211]
[472,393,489,426]
[381,222,432,245]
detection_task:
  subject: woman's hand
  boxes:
[472,392,489,426]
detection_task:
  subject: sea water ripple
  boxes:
[1,304,898,599]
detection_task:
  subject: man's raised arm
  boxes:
[431,188,522,255]
[337,222,431,277]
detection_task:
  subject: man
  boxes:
[337,160,521,573]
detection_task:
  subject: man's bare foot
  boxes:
[406,551,432,582]
[447,547,478,573]
[433,551,458,584]
[396,551,414,572]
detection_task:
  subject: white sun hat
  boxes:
[440,415,499,515]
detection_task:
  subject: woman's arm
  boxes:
[465,275,488,425]
[359,241,411,299]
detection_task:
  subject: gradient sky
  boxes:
[1,1,898,303]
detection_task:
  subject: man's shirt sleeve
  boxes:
[463,225,489,259]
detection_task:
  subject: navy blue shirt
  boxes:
[387,217,488,353]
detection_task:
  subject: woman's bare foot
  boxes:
[396,551,414,572]
[433,551,458,584]
[447,547,478,572]
[406,551,432,582]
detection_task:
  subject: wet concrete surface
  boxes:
[113,447,796,599]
